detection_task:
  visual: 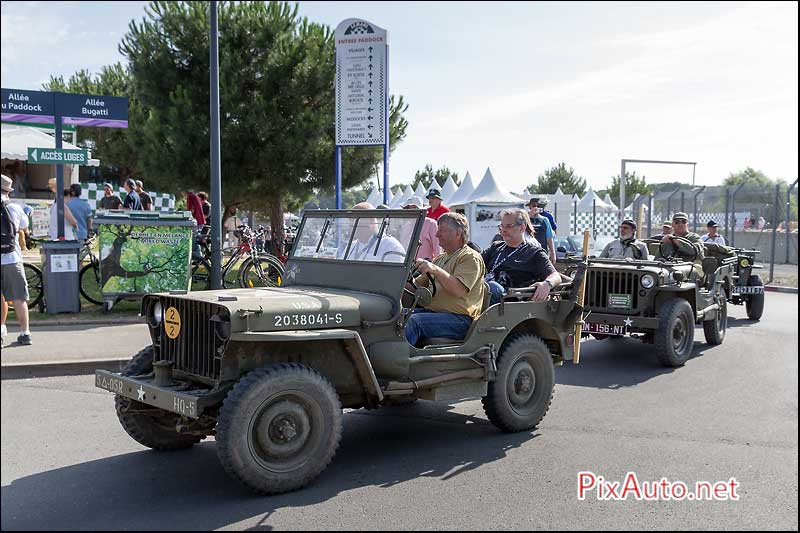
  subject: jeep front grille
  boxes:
[155,297,227,380]
[586,270,641,313]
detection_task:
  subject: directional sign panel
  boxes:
[28,147,88,165]
[335,19,387,146]
[1,88,55,125]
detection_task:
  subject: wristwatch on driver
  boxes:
[543,279,554,290]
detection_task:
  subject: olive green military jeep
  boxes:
[727,248,765,320]
[95,209,585,495]
[571,236,735,367]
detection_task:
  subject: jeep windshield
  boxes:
[291,210,421,265]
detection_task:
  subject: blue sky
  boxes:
[1,1,797,193]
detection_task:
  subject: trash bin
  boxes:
[92,210,196,310]
[40,240,82,314]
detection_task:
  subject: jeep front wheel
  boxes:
[654,299,695,367]
[745,275,765,321]
[114,346,204,451]
[703,296,727,345]
[482,334,555,433]
[216,363,342,495]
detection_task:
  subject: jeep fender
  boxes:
[228,329,383,407]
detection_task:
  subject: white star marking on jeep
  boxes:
[624,318,633,327]
[137,385,145,401]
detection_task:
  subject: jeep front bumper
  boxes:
[95,370,205,419]
[584,313,659,331]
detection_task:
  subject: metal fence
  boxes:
[549,181,798,285]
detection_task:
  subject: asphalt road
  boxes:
[1,293,797,530]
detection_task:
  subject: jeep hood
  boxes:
[155,285,395,331]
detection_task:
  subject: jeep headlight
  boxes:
[153,301,164,324]
[740,258,750,268]
[641,274,656,289]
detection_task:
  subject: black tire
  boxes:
[79,262,104,305]
[239,255,284,288]
[703,296,727,345]
[481,334,555,433]
[190,258,211,291]
[745,275,764,321]
[654,299,695,367]
[216,363,342,495]
[114,346,203,451]
[24,263,44,309]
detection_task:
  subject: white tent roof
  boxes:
[440,175,458,203]
[388,188,409,208]
[446,171,475,207]
[460,167,523,205]
[603,193,619,211]
[624,193,648,212]
[414,181,427,199]
[577,188,616,212]
[365,187,383,207]
[1,123,99,165]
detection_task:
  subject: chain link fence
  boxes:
[551,181,798,286]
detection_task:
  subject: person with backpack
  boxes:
[1,174,32,346]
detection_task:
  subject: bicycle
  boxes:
[191,224,284,290]
[77,231,104,305]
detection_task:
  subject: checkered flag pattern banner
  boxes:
[80,182,175,213]
[571,212,619,237]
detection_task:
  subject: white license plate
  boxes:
[582,322,626,336]
[732,286,764,294]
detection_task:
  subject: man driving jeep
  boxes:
[404,212,487,347]
[655,212,704,262]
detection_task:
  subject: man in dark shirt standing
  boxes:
[482,208,561,305]
[135,180,153,211]
[98,183,123,210]
[121,178,142,210]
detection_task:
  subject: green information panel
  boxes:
[98,223,193,295]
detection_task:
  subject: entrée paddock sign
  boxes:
[334,18,387,146]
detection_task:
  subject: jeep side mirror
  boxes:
[415,287,433,307]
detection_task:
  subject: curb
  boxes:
[764,285,798,294]
[27,317,143,327]
[1,358,130,380]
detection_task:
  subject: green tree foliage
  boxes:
[606,171,652,202]
[528,162,586,196]
[724,167,772,188]
[48,1,409,246]
[44,64,140,180]
[411,164,460,190]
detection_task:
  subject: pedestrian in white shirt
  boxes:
[1,174,33,346]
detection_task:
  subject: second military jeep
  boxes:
[727,248,765,320]
[96,209,585,495]
[571,236,735,367]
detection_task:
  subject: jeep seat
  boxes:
[701,257,719,288]
[421,281,492,346]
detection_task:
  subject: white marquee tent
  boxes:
[440,175,458,204]
[450,167,524,250]
[445,171,475,207]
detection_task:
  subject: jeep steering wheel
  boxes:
[659,236,698,262]
[404,267,437,299]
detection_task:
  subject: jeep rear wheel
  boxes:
[216,363,342,495]
[654,299,695,367]
[703,296,727,345]
[745,275,764,321]
[482,334,555,433]
[114,346,204,451]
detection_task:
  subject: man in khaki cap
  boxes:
[655,212,704,262]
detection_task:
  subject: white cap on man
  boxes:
[403,196,423,209]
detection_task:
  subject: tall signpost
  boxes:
[335,19,389,207]
[2,87,128,238]
[209,0,223,289]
